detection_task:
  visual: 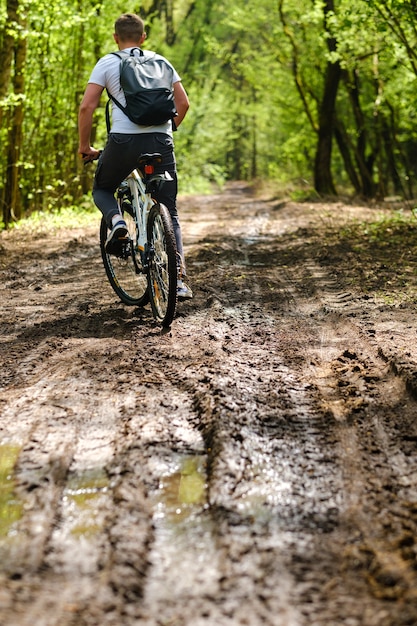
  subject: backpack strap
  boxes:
[105,98,112,134]
[105,48,144,133]
[106,90,126,132]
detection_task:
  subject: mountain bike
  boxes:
[93,153,178,328]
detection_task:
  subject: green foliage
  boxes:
[2,199,97,233]
[1,0,417,226]
[341,208,417,247]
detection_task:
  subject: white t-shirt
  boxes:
[88,47,181,135]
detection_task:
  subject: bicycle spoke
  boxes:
[147,203,177,327]
[100,203,149,307]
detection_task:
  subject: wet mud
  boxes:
[1,185,417,625]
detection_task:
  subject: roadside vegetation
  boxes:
[311,206,417,305]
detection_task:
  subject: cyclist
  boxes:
[78,12,192,300]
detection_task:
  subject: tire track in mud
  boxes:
[128,307,312,625]
[2,196,417,625]
[280,260,417,624]
[131,302,346,625]
[134,247,417,625]
[1,278,216,624]
[0,336,140,625]
[0,238,153,625]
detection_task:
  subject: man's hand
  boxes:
[79,148,101,164]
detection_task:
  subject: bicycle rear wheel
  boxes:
[147,203,177,328]
[100,203,149,307]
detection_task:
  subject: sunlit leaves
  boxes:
[1,0,417,221]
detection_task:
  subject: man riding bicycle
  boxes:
[78,12,192,300]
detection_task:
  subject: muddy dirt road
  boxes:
[1,185,417,625]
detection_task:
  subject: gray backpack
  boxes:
[107,48,177,127]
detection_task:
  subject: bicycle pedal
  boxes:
[105,236,130,257]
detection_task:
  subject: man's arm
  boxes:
[78,83,104,160]
[173,81,190,128]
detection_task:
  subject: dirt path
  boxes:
[1,185,417,625]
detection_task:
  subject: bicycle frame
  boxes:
[123,165,172,263]
[124,169,151,269]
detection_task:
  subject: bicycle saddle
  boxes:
[138,153,163,166]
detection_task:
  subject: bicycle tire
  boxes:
[147,202,178,328]
[100,203,149,307]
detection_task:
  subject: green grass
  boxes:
[1,199,98,233]
[323,207,417,306]
[339,208,417,245]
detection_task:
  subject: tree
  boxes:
[313,0,341,195]
[1,0,417,228]
[1,0,27,225]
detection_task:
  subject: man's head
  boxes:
[114,13,146,46]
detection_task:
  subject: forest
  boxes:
[0,0,417,227]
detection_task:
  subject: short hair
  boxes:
[114,14,144,41]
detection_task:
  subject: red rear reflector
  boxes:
[145,165,154,174]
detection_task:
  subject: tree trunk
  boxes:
[0,0,20,223]
[313,61,341,195]
[344,70,375,198]
[334,119,361,195]
[313,0,341,196]
[165,0,175,45]
[0,0,17,121]
[381,117,404,197]
[4,8,27,224]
